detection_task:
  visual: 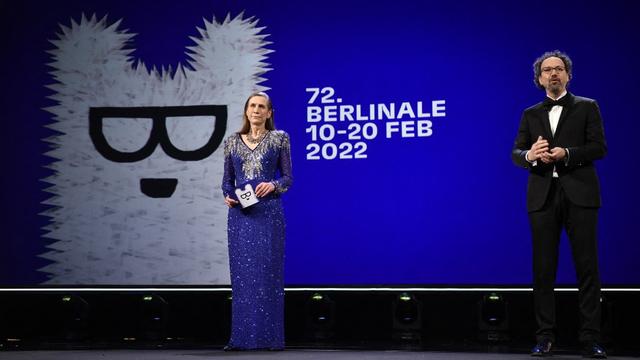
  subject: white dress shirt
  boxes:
[526,91,569,177]
[548,91,567,177]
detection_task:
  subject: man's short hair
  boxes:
[533,50,573,89]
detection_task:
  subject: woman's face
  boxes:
[245,95,272,128]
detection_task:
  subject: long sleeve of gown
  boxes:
[273,132,293,194]
[221,137,236,198]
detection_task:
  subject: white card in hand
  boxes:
[235,184,259,208]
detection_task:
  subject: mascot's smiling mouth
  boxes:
[140,178,178,198]
[88,105,228,199]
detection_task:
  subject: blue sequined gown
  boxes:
[221,130,292,350]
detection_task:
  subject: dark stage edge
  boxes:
[2,290,639,357]
[0,349,639,360]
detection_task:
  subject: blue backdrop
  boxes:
[1,0,638,286]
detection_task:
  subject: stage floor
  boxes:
[0,349,637,360]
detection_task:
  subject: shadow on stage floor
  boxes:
[0,348,639,360]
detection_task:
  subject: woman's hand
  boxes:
[224,196,239,208]
[255,182,276,198]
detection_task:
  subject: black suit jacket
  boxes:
[512,92,607,212]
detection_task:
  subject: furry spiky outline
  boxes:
[41,13,272,284]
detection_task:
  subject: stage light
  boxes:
[0,294,38,346]
[482,293,504,325]
[56,294,90,341]
[304,292,336,340]
[392,292,422,342]
[138,294,169,341]
[477,292,509,341]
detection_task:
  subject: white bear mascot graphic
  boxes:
[41,13,271,284]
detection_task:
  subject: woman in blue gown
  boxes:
[221,92,292,350]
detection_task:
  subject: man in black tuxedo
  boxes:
[512,50,607,358]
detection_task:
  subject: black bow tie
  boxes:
[543,96,569,110]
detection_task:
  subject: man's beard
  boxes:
[547,82,564,96]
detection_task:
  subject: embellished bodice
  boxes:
[222,130,292,197]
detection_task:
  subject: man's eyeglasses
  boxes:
[541,66,565,74]
[89,105,227,162]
